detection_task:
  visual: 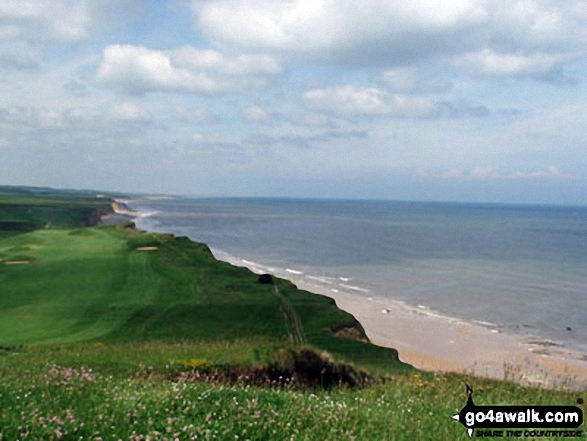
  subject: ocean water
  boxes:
[128,197,587,354]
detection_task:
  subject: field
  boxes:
[0,188,584,440]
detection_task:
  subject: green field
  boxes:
[0,188,584,440]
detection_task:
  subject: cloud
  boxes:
[96,45,217,94]
[0,1,88,67]
[510,166,568,179]
[242,105,270,122]
[420,166,576,180]
[191,132,208,144]
[303,85,438,117]
[0,42,39,68]
[193,0,484,64]
[0,104,154,137]
[175,107,214,124]
[303,85,487,119]
[172,46,281,76]
[193,0,586,69]
[379,67,418,92]
[0,0,143,68]
[453,49,565,77]
[244,129,367,148]
[37,109,65,129]
[0,0,142,43]
[96,44,281,94]
[379,68,452,93]
[435,101,491,118]
[0,106,51,129]
[0,1,89,43]
[109,102,151,122]
[295,113,332,127]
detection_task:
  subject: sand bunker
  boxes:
[3,260,33,265]
[136,246,159,251]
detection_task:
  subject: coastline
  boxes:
[95,200,135,225]
[119,198,587,390]
[316,289,587,390]
[210,252,587,390]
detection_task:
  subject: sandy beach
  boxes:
[319,288,587,390]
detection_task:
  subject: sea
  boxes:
[126,197,587,355]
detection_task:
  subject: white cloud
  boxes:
[421,166,575,180]
[193,0,586,69]
[489,1,585,53]
[379,68,452,93]
[171,46,281,76]
[304,86,388,115]
[0,0,143,43]
[191,132,208,144]
[0,106,57,129]
[471,166,497,178]
[0,42,39,68]
[443,168,465,178]
[37,109,64,129]
[0,104,154,134]
[510,166,566,179]
[0,0,142,68]
[0,1,89,43]
[194,0,483,57]
[295,113,332,127]
[109,102,151,122]
[380,67,418,92]
[67,107,101,120]
[454,49,564,77]
[0,1,87,67]
[242,105,270,122]
[96,44,281,94]
[96,45,207,94]
[303,85,436,117]
[175,107,213,124]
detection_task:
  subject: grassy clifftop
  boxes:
[0,189,408,373]
[0,187,112,237]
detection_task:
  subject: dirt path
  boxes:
[3,260,33,265]
[273,284,306,346]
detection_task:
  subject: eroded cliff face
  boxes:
[88,203,116,226]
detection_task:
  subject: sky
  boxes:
[1,0,586,205]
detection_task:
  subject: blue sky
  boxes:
[1,0,586,204]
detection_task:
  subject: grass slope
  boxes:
[1,345,583,440]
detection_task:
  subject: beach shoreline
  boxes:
[220,255,587,390]
[320,289,587,390]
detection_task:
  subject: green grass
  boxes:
[0,228,139,344]
[0,188,584,440]
[0,187,110,237]
[1,345,584,440]
[0,222,407,374]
